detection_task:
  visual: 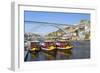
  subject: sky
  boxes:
[24,11,90,36]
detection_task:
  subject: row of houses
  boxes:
[44,20,90,41]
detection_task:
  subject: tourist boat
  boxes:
[40,42,57,53]
[29,41,40,54]
[56,42,73,50]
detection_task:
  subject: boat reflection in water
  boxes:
[31,53,38,59]
[56,49,72,60]
[27,49,72,61]
[43,51,56,60]
[28,49,72,61]
[42,49,72,60]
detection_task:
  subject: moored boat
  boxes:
[56,41,73,50]
[40,42,57,52]
[29,41,40,54]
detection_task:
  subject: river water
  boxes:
[25,40,90,61]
